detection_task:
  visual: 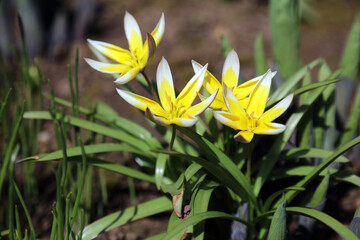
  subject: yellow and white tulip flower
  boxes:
[214,70,293,143]
[192,49,276,110]
[85,12,165,84]
[116,57,219,127]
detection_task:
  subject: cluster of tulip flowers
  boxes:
[85,12,293,144]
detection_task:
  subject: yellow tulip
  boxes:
[116,58,218,127]
[192,49,276,110]
[214,70,293,143]
[85,12,165,84]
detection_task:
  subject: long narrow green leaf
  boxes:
[23,111,155,158]
[155,153,168,189]
[0,102,25,196]
[0,88,12,125]
[158,149,254,207]
[287,207,359,240]
[193,180,216,240]
[263,186,305,212]
[309,171,330,208]
[43,95,161,149]
[13,182,36,239]
[221,35,232,58]
[254,31,267,76]
[176,127,257,207]
[340,82,360,145]
[280,147,349,163]
[164,211,249,240]
[269,58,321,105]
[269,166,360,187]
[283,136,360,204]
[80,196,172,240]
[293,78,340,98]
[297,69,312,148]
[20,143,144,162]
[254,81,328,196]
[268,198,286,240]
[340,11,360,80]
[270,0,301,79]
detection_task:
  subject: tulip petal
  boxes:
[260,94,293,122]
[87,39,131,64]
[145,108,170,126]
[213,111,247,130]
[192,60,221,95]
[142,33,156,66]
[233,71,277,100]
[150,12,165,46]
[116,88,167,118]
[198,92,224,110]
[247,69,273,119]
[222,49,239,90]
[114,67,140,84]
[234,131,254,143]
[124,12,143,53]
[172,116,198,127]
[184,89,219,117]
[223,83,246,118]
[85,58,131,74]
[177,64,207,109]
[253,122,286,135]
[156,57,175,113]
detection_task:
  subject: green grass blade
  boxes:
[158,149,254,207]
[254,31,267,76]
[221,35,232,58]
[29,156,155,183]
[23,111,155,158]
[297,69,312,148]
[0,88,12,125]
[175,127,257,207]
[280,147,349,163]
[309,171,330,208]
[339,82,360,145]
[283,136,360,204]
[293,78,340,98]
[268,198,286,240]
[193,180,216,240]
[13,181,36,239]
[80,196,172,240]
[269,0,301,79]
[164,211,249,240]
[0,101,25,196]
[254,82,327,196]
[20,143,144,162]
[270,166,360,187]
[69,135,87,229]
[286,207,360,240]
[269,58,321,105]
[263,186,305,212]
[145,232,166,240]
[340,11,360,80]
[155,153,167,189]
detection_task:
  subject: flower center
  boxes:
[167,98,186,120]
[129,48,144,68]
[246,112,258,132]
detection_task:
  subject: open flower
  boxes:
[116,57,219,127]
[85,12,165,84]
[192,49,276,111]
[214,70,293,143]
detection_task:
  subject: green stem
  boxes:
[141,71,158,101]
[169,125,176,151]
[246,142,253,182]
